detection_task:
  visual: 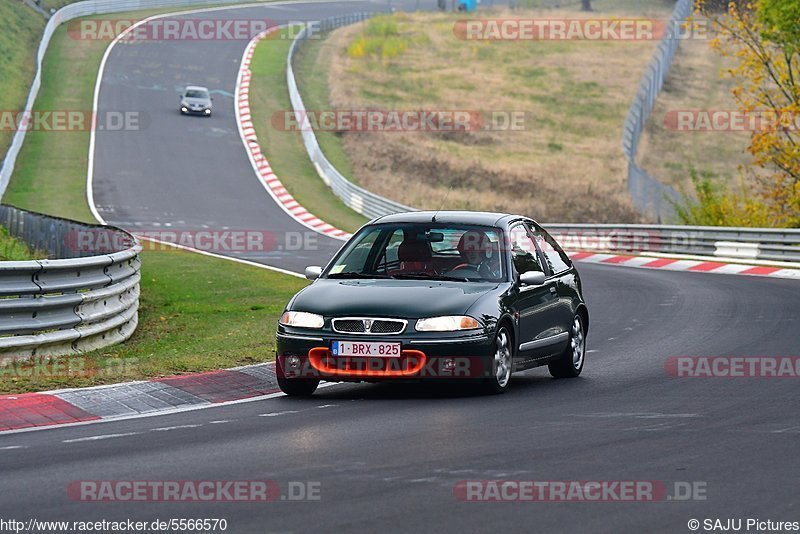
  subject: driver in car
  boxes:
[451,230,502,279]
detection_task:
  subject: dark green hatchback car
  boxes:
[276,211,588,396]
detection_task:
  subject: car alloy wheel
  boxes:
[480,325,513,394]
[549,314,585,378]
[494,328,512,388]
[570,316,585,370]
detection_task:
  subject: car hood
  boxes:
[182,97,211,107]
[290,278,501,318]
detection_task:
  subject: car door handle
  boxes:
[549,287,557,294]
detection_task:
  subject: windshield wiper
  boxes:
[326,272,390,279]
[390,273,480,282]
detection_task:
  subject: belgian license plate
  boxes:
[332,341,401,358]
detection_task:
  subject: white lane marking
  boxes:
[259,411,299,417]
[586,349,598,353]
[0,381,341,437]
[63,432,141,443]
[772,427,800,433]
[623,422,688,432]
[209,420,232,424]
[135,236,304,278]
[317,404,337,409]
[0,445,27,450]
[262,4,298,9]
[150,424,203,432]
[569,412,702,419]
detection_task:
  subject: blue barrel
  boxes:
[457,0,476,12]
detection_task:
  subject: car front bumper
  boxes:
[181,107,211,115]
[276,330,495,382]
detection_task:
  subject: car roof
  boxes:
[371,210,528,227]
[185,85,209,92]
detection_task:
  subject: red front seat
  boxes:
[394,239,435,274]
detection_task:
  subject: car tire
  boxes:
[480,325,513,394]
[276,358,319,396]
[548,314,585,378]
[277,375,319,396]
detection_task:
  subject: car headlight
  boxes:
[181,106,188,112]
[280,311,324,329]
[415,315,480,332]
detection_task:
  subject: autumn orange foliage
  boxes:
[695,0,800,227]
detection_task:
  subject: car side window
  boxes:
[330,228,380,274]
[529,224,571,274]
[508,225,543,275]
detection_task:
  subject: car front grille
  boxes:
[332,318,406,335]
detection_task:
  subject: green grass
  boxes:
[4,22,104,222]
[40,0,78,11]
[294,33,357,182]
[0,7,311,393]
[0,2,46,164]
[0,247,307,393]
[346,16,408,60]
[0,226,46,261]
[248,26,367,233]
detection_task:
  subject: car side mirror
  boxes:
[519,271,545,286]
[305,266,323,281]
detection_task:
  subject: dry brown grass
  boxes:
[637,25,753,194]
[319,7,675,222]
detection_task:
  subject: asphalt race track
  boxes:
[92,0,435,272]
[5,1,798,532]
[1,264,799,532]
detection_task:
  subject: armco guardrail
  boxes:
[543,223,800,263]
[1,0,358,199]
[288,14,415,219]
[0,204,140,360]
[621,0,693,222]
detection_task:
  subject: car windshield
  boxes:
[325,223,505,282]
[185,89,209,99]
